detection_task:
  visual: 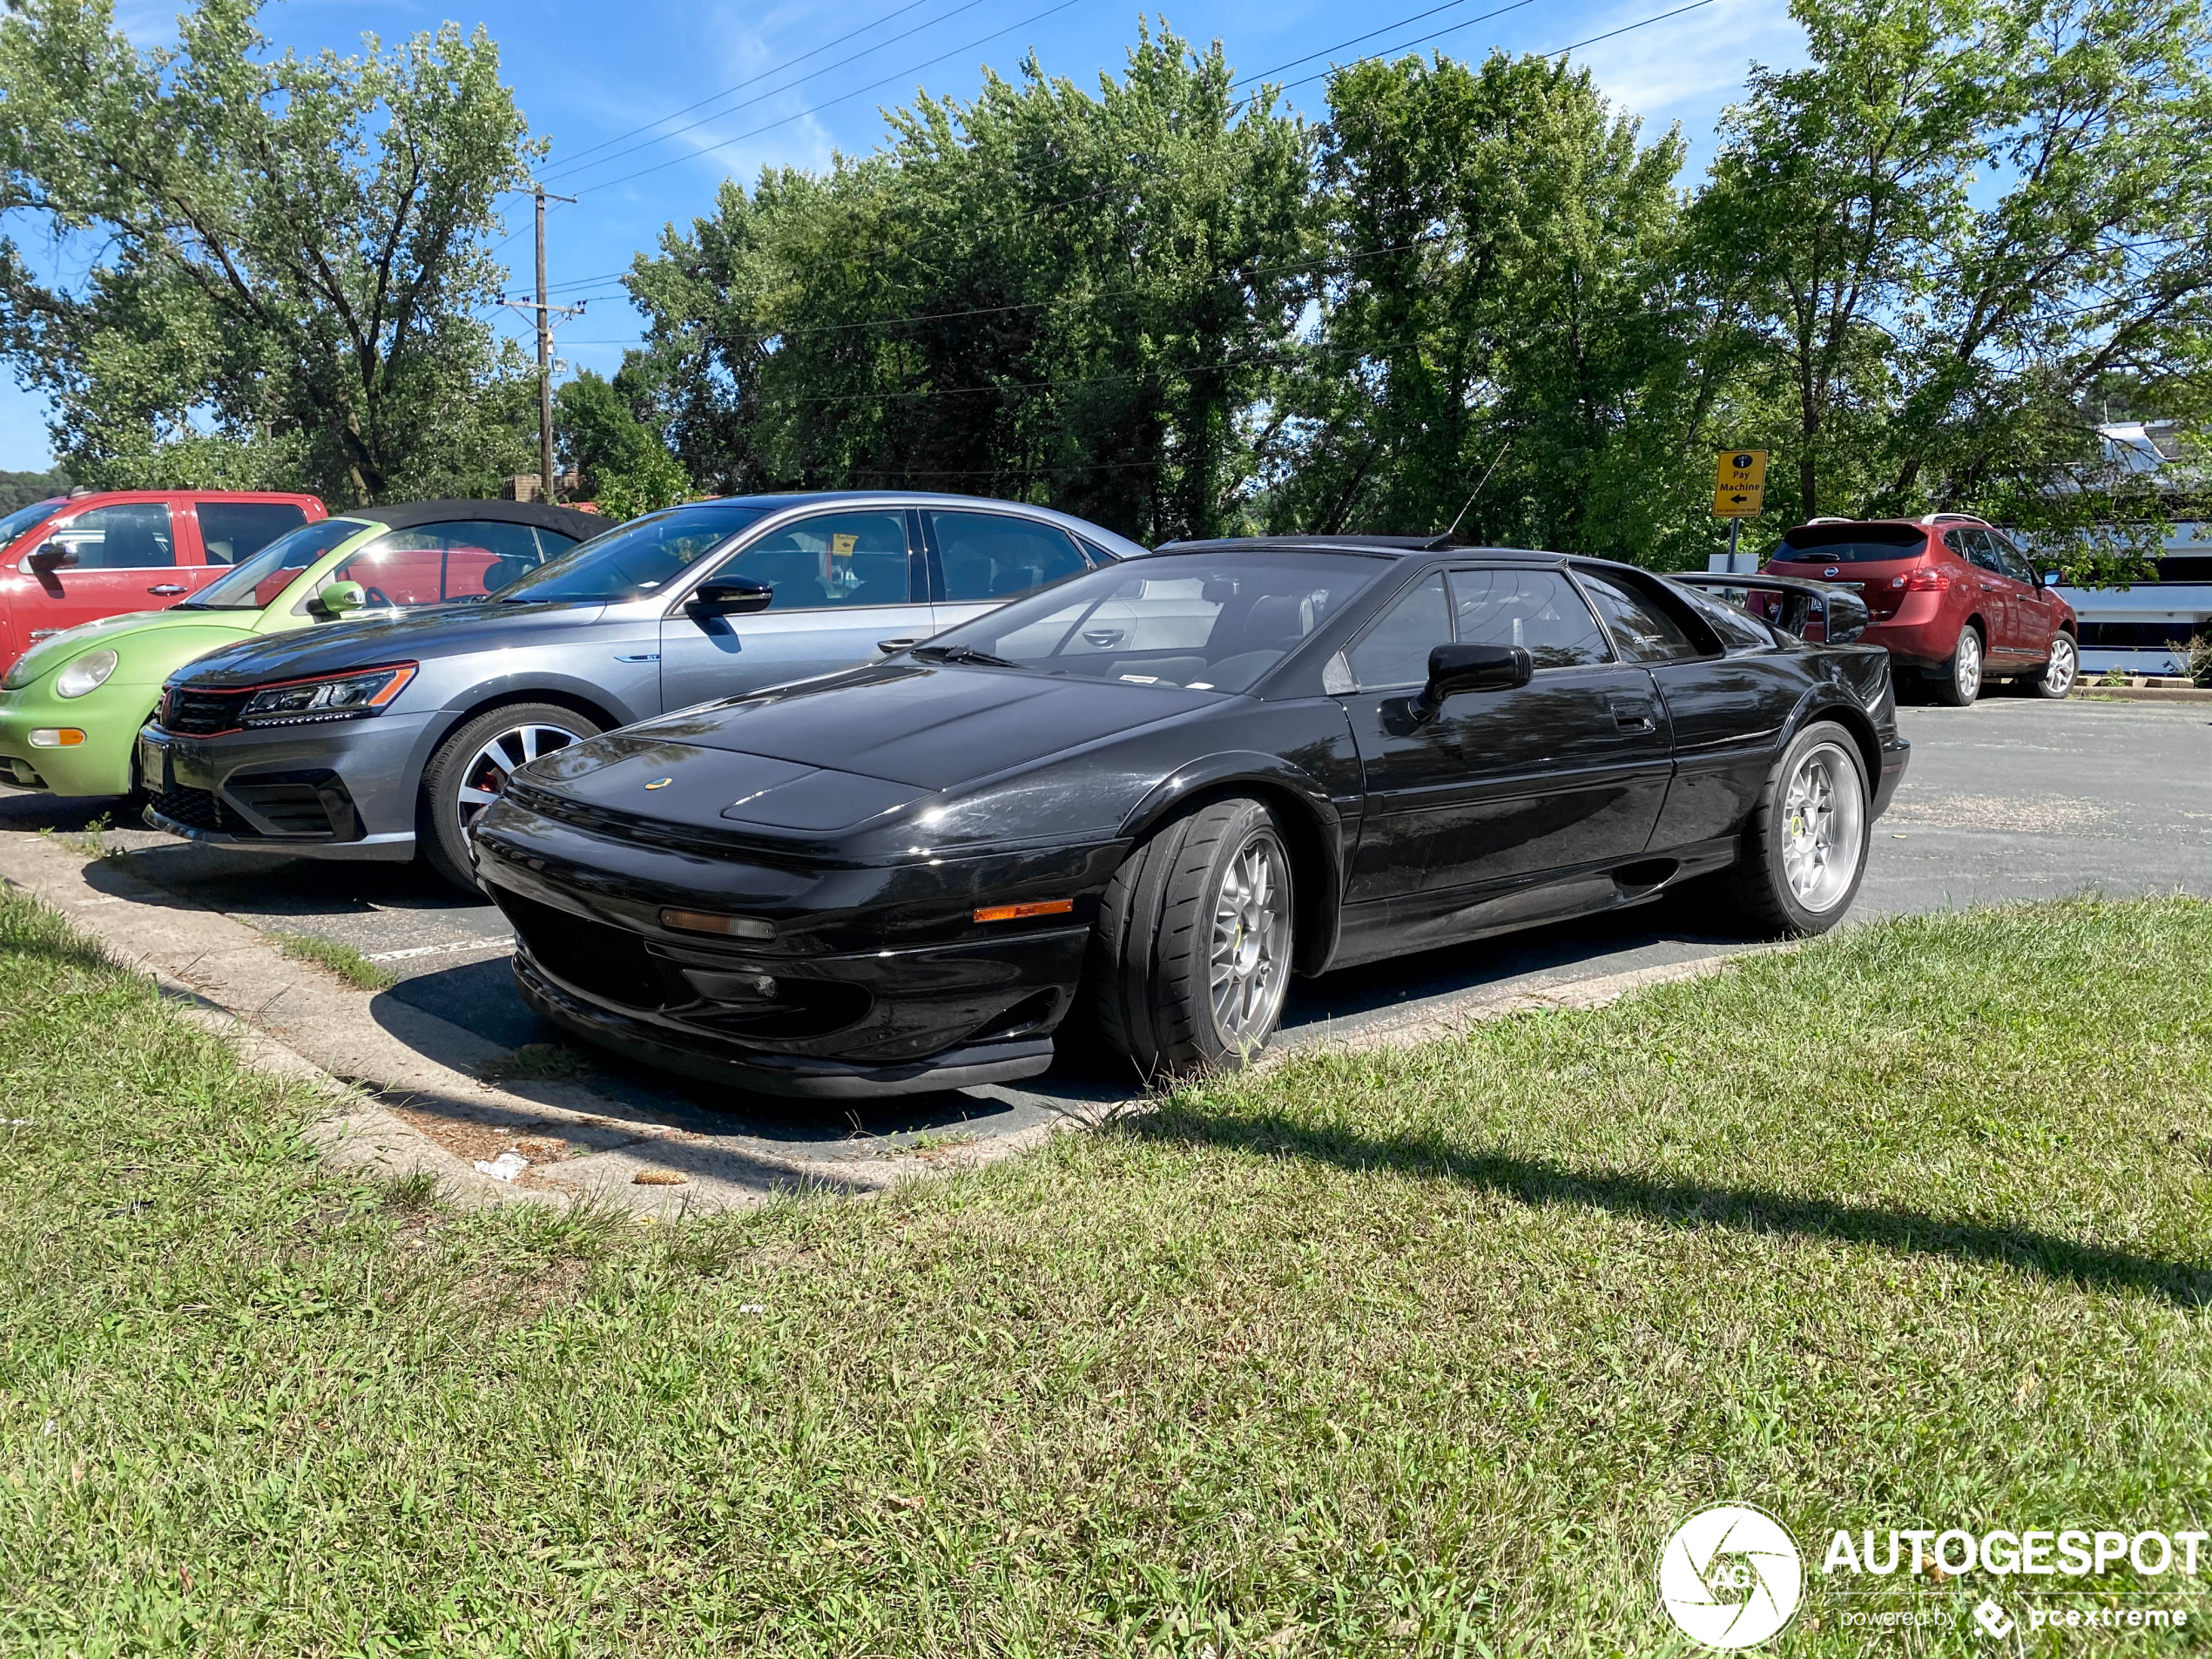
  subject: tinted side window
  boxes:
[1448,569,1610,667]
[1992,536,2036,585]
[1347,571,1450,687]
[1076,535,1123,567]
[725,510,914,610]
[1951,529,2005,574]
[197,502,307,566]
[932,510,1088,602]
[1575,570,1704,662]
[52,502,175,569]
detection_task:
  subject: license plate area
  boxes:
[137,732,169,792]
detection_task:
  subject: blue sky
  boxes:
[0,0,1807,472]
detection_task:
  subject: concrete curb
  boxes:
[2077,685,2212,704]
[1,826,1747,1211]
[0,830,914,1215]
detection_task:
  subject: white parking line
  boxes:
[363,937,516,964]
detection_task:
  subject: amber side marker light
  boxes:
[659,908,776,941]
[974,899,1076,923]
[27,729,85,748]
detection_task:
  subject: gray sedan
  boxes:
[138,492,1143,887]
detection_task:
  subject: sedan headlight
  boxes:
[54,649,118,699]
[239,663,417,727]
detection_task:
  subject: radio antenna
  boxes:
[1440,437,1513,544]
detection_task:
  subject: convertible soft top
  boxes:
[334,499,607,540]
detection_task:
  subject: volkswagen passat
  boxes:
[138,494,1141,887]
[469,537,1909,1097]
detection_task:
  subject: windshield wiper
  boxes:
[913,644,1022,669]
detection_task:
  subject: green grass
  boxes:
[266,929,398,993]
[1,887,2209,1655]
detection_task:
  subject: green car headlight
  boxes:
[54,649,119,699]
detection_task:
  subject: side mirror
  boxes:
[309,580,366,621]
[25,540,76,573]
[1823,589,1871,644]
[1409,642,1531,722]
[689,578,774,617]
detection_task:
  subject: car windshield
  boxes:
[915,552,1388,692]
[179,517,369,610]
[1775,525,1925,563]
[0,496,61,547]
[497,503,765,604]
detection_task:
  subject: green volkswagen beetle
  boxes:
[0,500,602,798]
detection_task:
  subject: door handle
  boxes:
[877,637,923,652]
[1611,701,1657,732]
[147,583,186,596]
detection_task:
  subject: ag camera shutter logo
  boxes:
[1660,1503,1804,1649]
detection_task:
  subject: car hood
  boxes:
[170,600,608,685]
[511,663,1218,845]
[2,609,244,688]
[629,662,1217,789]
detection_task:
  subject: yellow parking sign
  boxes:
[1712,449,1768,517]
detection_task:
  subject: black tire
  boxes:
[1721,722,1871,938]
[2026,631,2078,699]
[1930,622,1985,706]
[1089,795,1295,1078]
[420,702,603,893]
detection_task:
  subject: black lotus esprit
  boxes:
[470,538,1908,1097]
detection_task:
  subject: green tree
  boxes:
[623,24,1313,543]
[1272,51,1696,562]
[0,0,541,504]
[1691,0,2212,577]
[553,367,689,514]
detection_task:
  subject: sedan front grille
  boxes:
[161,685,252,736]
[146,782,256,837]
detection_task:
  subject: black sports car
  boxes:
[471,538,1908,1097]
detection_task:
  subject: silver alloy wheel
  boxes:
[1953,627,1983,701]
[1779,739,1865,913]
[455,721,588,833]
[1208,830,1291,1048]
[2043,633,2078,695]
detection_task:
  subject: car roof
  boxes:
[331,499,607,537]
[631,491,1153,559]
[1150,534,1569,563]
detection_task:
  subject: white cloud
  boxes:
[1574,0,1806,120]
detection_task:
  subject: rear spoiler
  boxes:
[1669,571,1870,644]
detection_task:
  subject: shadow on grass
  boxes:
[1133,1105,2212,1308]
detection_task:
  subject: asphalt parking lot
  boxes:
[3,692,2207,1184]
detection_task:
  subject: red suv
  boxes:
[1763,515,2078,705]
[0,489,327,678]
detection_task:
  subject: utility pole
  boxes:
[501,184,580,502]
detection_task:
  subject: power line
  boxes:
[541,0,998,186]
[575,0,1086,198]
[1270,0,1717,95]
[486,0,1718,332]
[1230,0,1541,91]
[536,0,945,178]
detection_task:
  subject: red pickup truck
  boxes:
[0,489,327,677]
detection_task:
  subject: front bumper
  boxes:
[0,684,150,797]
[474,800,1114,1099]
[136,712,434,858]
[516,956,1056,1098]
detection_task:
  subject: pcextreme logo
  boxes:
[1659,1504,1805,1649]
